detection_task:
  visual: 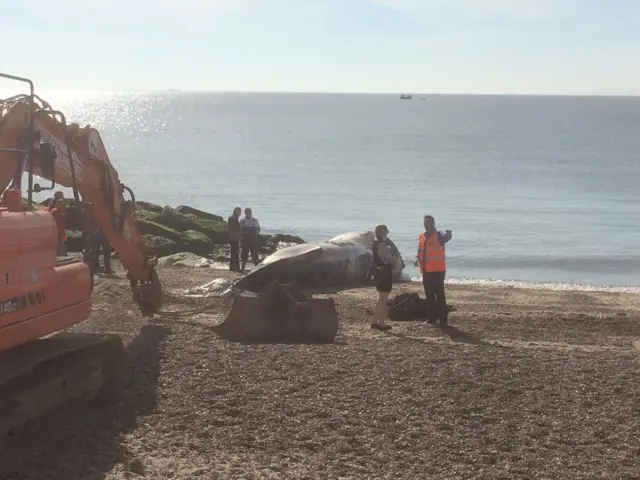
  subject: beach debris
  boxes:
[212,280,339,343]
[158,252,219,268]
[387,292,455,321]
[178,278,236,298]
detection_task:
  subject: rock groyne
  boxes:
[35,198,305,261]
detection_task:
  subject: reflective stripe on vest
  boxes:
[418,232,446,273]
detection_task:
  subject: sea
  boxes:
[11,90,640,292]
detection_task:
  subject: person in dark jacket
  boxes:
[370,224,397,331]
[44,193,67,256]
[92,227,113,274]
[227,207,242,271]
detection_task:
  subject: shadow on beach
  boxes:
[3,323,170,480]
[389,322,509,349]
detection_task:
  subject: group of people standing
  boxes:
[224,207,452,330]
[370,215,452,331]
[227,207,262,272]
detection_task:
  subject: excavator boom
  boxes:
[0,72,163,467]
[0,72,163,317]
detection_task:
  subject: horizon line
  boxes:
[7,88,639,98]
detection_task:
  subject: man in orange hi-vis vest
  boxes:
[415,215,452,325]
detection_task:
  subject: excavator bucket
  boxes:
[131,268,164,317]
[212,280,339,343]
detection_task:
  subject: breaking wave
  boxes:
[409,275,640,294]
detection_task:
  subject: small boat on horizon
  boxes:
[399,94,412,99]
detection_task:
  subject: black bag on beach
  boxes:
[387,292,455,321]
[387,293,430,321]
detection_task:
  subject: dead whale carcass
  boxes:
[232,231,405,292]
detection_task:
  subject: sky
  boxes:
[1,0,640,95]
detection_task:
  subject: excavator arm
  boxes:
[0,72,162,316]
[0,73,166,458]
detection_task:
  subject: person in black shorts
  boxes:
[370,224,397,331]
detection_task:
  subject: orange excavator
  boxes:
[0,73,163,444]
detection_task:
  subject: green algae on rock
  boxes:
[55,199,305,259]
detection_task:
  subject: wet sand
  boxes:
[5,262,640,479]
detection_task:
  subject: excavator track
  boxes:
[0,333,126,471]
